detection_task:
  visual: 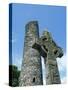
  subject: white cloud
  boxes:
[57,53,67,84]
[57,53,66,72]
[61,76,67,84]
[12,55,22,70]
[12,32,17,43]
[12,39,16,43]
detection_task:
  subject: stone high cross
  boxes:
[32,31,63,84]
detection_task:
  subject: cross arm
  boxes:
[32,38,47,58]
[52,40,63,58]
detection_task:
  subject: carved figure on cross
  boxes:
[32,30,63,84]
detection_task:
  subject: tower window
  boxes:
[33,77,35,83]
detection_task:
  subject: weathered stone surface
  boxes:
[19,21,63,86]
[19,21,43,86]
[32,31,63,84]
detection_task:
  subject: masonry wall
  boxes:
[19,21,43,86]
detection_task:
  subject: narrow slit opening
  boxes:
[33,77,35,82]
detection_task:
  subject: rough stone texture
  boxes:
[19,21,43,86]
[32,31,63,84]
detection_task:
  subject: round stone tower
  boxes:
[19,21,43,86]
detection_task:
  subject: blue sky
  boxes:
[10,3,66,84]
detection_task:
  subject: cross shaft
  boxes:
[32,31,63,84]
